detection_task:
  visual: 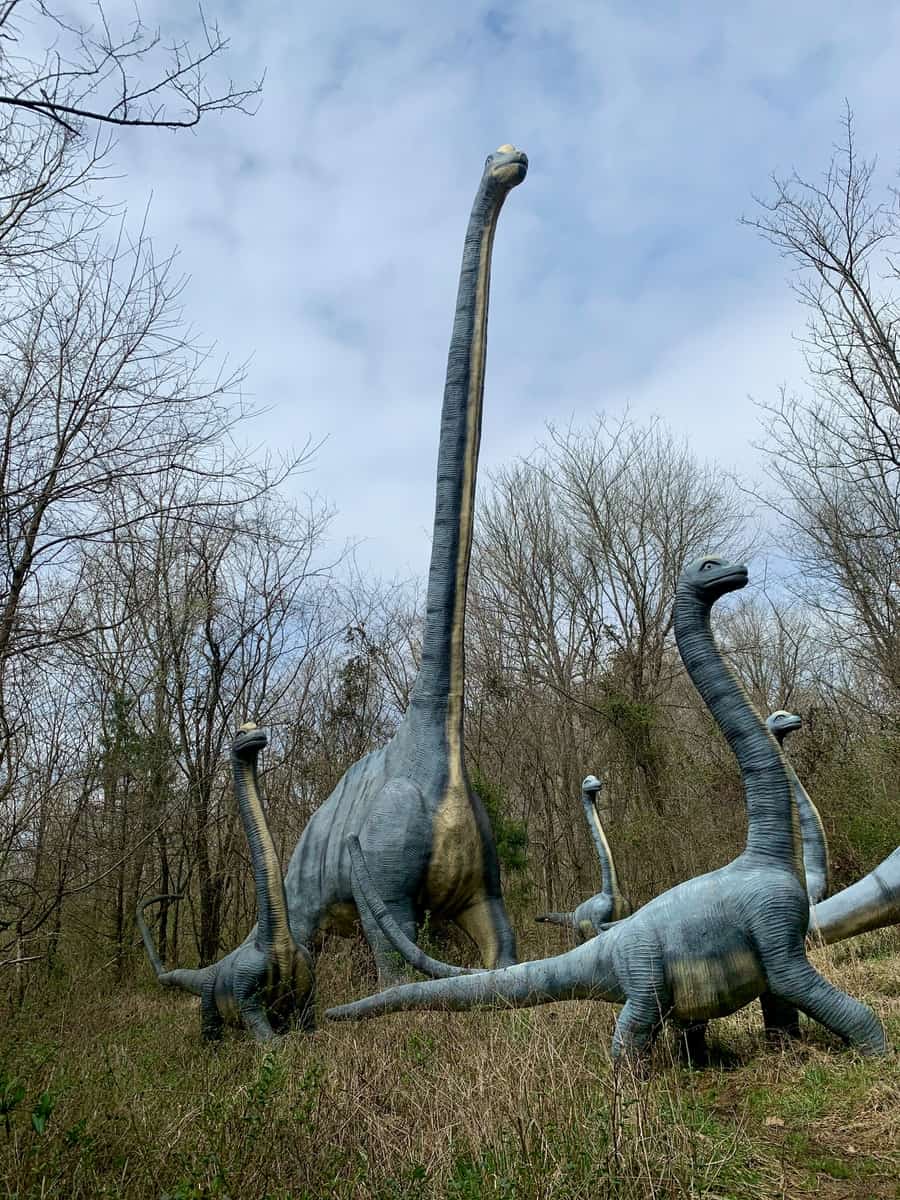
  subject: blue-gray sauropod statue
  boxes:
[534,775,631,942]
[765,709,830,904]
[137,724,314,1040]
[325,557,887,1064]
[275,146,528,983]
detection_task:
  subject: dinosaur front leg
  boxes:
[200,982,224,1042]
[674,1020,709,1067]
[239,1001,278,1042]
[762,957,886,1055]
[612,994,665,1063]
[455,894,516,968]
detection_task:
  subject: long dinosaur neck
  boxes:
[231,751,292,958]
[583,792,621,900]
[774,730,828,902]
[410,170,510,745]
[674,591,802,872]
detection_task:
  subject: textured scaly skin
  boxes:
[271,147,528,985]
[326,559,886,1065]
[137,725,313,1040]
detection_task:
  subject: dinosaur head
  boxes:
[766,709,802,744]
[484,144,528,190]
[679,555,748,604]
[232,721,268,761]
[581,774,602,796]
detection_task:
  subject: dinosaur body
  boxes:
[326,559,886,1064]
[535,775,630,942]
[277,147,528,982]
[138,725,313,1040]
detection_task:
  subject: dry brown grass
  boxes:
[1,926,898,1199]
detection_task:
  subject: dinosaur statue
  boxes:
[534,775,630,942]
[765,709,830,903]
[273,145,528,983]
[137,724,314,1040]
[325,558,887,1065]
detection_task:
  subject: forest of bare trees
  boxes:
[1,31,897,1013]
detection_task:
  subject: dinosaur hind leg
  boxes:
[759,991,801,1041]
[762,957,885,1055]
[357,892,419,986]
[455,895,517,968]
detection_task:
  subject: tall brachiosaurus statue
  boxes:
[277,146,528,981]
[138,724,314,1040]
[534,776,630,941]
[326,558,887,1065]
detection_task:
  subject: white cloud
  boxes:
[95,1,900,579]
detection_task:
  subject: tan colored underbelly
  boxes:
[669,948,765,1020]
[426,785,483,914]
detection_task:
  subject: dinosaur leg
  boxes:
[762,957,885,1055]
[454,895,514,968]
[674,1020,709,1067]
[239,1002,278,1042]
[612,994,664,1063]
[759,991,801,1041]
[356,892,419,986]
[200,982,224,1042]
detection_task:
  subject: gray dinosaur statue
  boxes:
[326,557,887,1065]
[138,724,314,1040]
[765,709,830,903]
[534,775,630,942]
[272,146,528,983]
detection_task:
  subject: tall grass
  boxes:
[2,926,898,1199]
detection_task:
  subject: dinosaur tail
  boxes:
[810,847,900,945]
[534,912,577,928]
[136,893,209,995]
[348,835,480,979]
[326,939,612,1023]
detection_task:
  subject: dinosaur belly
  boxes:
[668,946,765,1021]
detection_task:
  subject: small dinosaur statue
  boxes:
[765,709,830,903]
[326,558,887,1064]
[137,724,314,1040]
[273,146,528,983]
[534,775,630,942]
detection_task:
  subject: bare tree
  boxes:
[745,108,900,702]
[0,3,260,135]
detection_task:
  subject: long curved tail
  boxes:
[348,835,480,979]
[136,893,210,995]
[810,847,900,945]
[326,939,617,1023]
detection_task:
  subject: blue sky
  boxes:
[107,1,900,579]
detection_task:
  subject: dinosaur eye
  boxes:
[700,559,717,571]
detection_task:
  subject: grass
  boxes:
[0,927,898,1199]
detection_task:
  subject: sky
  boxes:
[96,1,900,582]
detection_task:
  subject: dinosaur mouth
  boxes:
[234,729,267,755]
[715,565,748,592]
[491,150,528,183]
